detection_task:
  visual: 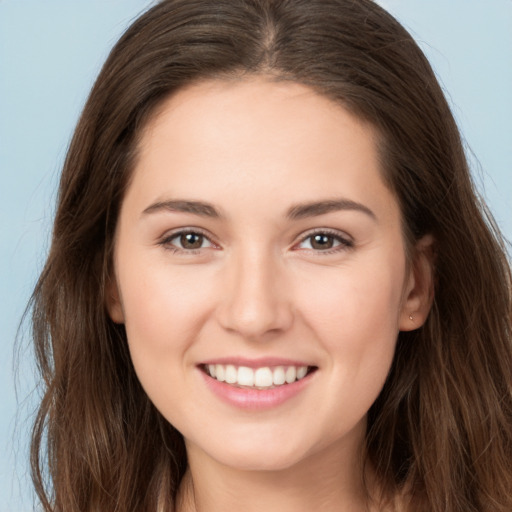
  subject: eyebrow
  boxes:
[141,198,376,221]
[142,200,222,218]
[286,199,376,221]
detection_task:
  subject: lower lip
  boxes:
[199,368,315,410]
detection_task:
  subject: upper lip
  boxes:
[198,357,315,369]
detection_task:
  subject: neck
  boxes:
[176,433,380,512]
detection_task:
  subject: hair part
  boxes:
[30,1,512,511]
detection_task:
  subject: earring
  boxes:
[409,315,414,321]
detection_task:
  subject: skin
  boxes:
[108,78,433,511]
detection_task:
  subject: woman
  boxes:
[29,0,512,511]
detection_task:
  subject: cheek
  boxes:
[115,261,219,428]
[115,255,215,381]
[297,263,404,430]
[295,252,405,374]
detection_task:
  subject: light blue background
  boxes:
[1,1,511,510]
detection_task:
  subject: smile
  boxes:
[205,364,312,389]
[199,359,318,410]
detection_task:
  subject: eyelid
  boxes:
[293,228,354,253]
[158,227,220,253]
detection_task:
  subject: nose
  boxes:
[216,249,294,340]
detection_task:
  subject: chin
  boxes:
[188,433,314,472]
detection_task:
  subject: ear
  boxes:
[399,234,435,331]
[105,275,125,324]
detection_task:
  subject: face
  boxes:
[109,78,429,473]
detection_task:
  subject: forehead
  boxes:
[127,77,398,225]
[141,78,378,156]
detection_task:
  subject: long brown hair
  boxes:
[29,1,512,510]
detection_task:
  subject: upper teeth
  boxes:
[207,364,309,388]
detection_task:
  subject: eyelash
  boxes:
[295,228,354,254]
[158,228,354,255]
[158,228,215,255]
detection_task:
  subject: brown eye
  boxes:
[180,232,204,249]
[160,230,214,252]
[310,234,335,250]
[296,231,353,252]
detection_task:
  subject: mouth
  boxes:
[200,363,318,390]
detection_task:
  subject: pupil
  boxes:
[312,234,333,250]
[181,233,203,249]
